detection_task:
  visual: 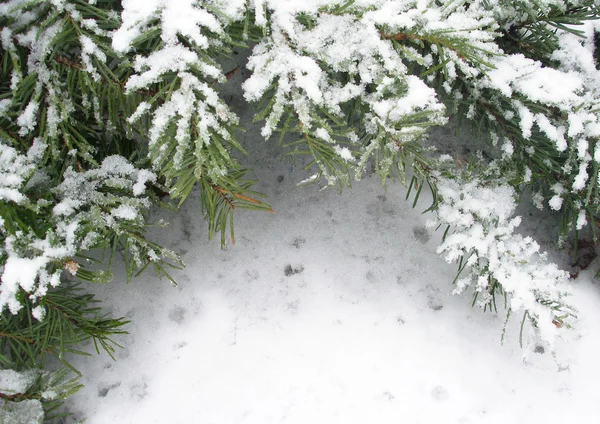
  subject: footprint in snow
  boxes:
[168,306,186,325]
[284,264,304,276]
[98,381,121,398]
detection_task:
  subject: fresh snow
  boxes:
[0,0,598,421]
[59,68,600,423]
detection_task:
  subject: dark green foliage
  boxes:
[0,284,127,370]
[0,0,598,421]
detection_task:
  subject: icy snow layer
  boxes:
[62,74,600,424]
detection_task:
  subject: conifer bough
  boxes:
[0,0,599,420]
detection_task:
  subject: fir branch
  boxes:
[1,1,599,419]
[53,54,82,70]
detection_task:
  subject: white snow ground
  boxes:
[61,62,600,424]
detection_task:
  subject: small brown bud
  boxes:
[64,260,79,275]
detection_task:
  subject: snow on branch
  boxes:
[244,1,500,185]
[0,139,176,319]
[0,368,80,423]
[1,0,598,341]
[430,175,575,344]
[114,0,245,184]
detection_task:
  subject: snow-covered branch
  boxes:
[0,140,177,319]
[430,175,575,343]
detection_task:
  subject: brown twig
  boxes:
[54,54,83,70]
[380,31,426,42]
[44,298,80,327]
[211,185,236,210]
[0,331,36,345]
[380,31,468,61]
[0,392,22,401]
[211,184,274,212]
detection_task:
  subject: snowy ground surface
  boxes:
[61,58,600,424]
